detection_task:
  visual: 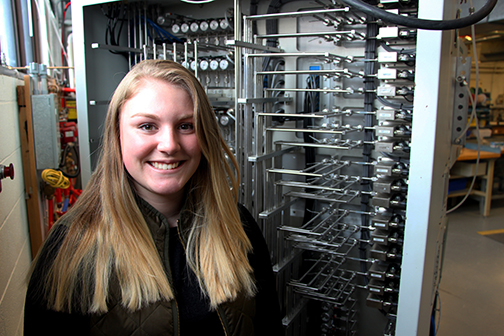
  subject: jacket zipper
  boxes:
[176,219,229,336]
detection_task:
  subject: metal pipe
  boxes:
[246,52,355,62]
[256,30,364,39]
[133,4,138,64]
[266,127,346,134]
[0,0,19,66]
[128,5,131,68]
[245,7,350,21]
[194,40,198,78]
[18,0,34,65]
[144,4,148,51]
[257,69,363,78]
[265,87,355,94]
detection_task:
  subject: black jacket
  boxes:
[24,197,282,336]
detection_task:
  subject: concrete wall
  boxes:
[0,74,32,336]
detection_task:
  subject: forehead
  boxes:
[120,78,194,117]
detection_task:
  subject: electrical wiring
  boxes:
[101,3,128,58]
[59,143,80,178]
[42,169,70,189]
[402,95,413,103]
[302,74,319,225]
[102,3,125,46]
[338,0,498,30]
[380,41,416,55]
[377,96,413,110]
[136,16,184,44]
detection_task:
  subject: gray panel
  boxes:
[31,94,59,169]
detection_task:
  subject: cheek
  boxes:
[188,138,202,159]
[119,125,141,170]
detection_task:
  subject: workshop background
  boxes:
[1,0,504,335]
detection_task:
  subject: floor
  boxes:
[436,199,504,336]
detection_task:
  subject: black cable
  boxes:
[59,143,80,178]
[403,95,413,103]
[339,0,497,30]
[377,96,413,110]
[302,75,318,225]
[380,41,415,55]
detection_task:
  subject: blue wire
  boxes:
[143,16,184,43]
[131,16,171,43]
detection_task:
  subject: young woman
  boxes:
[24,60,282,335]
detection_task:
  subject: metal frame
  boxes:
[396,0,458,334]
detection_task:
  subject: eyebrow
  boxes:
[130,112,195,120]
[130,112,160,120]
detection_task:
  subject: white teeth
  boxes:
[152,162,180,170]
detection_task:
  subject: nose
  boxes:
[157,127,181,154]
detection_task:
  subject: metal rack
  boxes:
[230,0,466,335]
[73,0,470,334]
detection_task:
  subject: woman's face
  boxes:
[119,78,202,204]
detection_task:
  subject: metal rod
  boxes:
[258,112,327,118]
[245,8,350,21]
[144,4,147,51]
[194,40,198,78]
[266,127,346,134]
[226,39,284,52]
[246,52,354,61]
[128,7,132,68]
[265,87,354,94]
[275,140,363,150]
[257,69,362,78]
[256,30,363,39]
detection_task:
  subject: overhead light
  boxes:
[180,0,215,4]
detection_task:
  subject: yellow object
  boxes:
[477,228,504,236]
[67,99,77,120]
[42,169,70,189]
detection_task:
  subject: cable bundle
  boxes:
[42,169,70,189]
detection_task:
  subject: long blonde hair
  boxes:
[30,60,255,313]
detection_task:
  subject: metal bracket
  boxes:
[451,56,472,145]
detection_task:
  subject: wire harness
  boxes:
[339,0,498,30]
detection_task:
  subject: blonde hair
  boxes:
[30,60,255,313]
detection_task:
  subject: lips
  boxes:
[150,161,181,170]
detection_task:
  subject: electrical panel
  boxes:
[30,63,61,170]
[73,0,470,334]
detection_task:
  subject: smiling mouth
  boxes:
[150,162,181,170]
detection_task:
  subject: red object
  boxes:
[0,163,14,193]
[55,187,62,204]
[48,198,54,230]
[3,163,14,179]
[60,121,78,145]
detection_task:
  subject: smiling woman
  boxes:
[24,60,282,336]
[120,79,202,224]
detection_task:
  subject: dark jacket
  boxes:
[24,198,282,336]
